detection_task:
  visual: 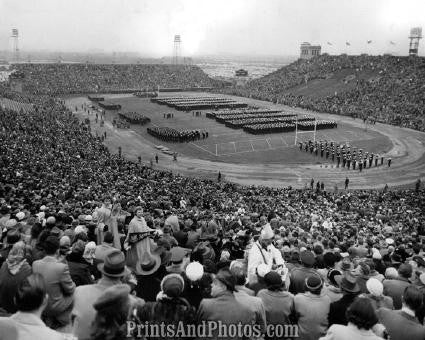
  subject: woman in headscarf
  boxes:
[0,241,32,313]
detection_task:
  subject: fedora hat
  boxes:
[99,249,131,278]
[335,272,360,293]
[135,240,161,276]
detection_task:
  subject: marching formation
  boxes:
[299,140,391,170]
[147,126,209,142]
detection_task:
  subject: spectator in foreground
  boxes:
[294,274,331,340]
[90,284,131,340]
[72,249,133,340]
[0,273,62,340]
[377,286,425,340]
[0,241,32,314]
[32,235,75,329]
[319,297,382,340]
[197,268,255,340]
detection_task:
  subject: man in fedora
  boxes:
[247,223,285,286]
[328,272,361,326]
[197,268,256,340]
[71,249,135,340]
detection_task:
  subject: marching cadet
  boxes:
[388,158,392,167]
[342,156,346,168]
[359,161,363,172]
[337,155,341,167]
[369,154,373,167]
[363,157,367,169]
[332,151,335,161]
[381,156,384,165]
[347,157,351,169]
[375,155,379,167]
[299,142,303,150]
[352,158,355,170]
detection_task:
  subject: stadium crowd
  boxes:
[0,91,424,340]
[11,64,223,95]
[223,54,425,132]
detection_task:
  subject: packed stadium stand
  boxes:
[222,54,425,132]
[0,59,424,340]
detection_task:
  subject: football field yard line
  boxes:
[190,142,217,156]
[250,140,255,151]
[280,136,288,146]
[266,138,272,149]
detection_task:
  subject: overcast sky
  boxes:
[1,0,424,57]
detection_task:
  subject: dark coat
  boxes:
[328,293,359,326]
[383,277,411,309]
[197,291,256,340]
[0,261,32,313]
[66,253,93,286]
[135,266,166,302]
[378,308,425,340]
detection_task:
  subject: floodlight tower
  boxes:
[173,35,181,65]
[409,27,422,56]
[11,28,20,62]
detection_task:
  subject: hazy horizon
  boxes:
[1,0,424,57]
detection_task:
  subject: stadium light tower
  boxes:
[11,28,20,62]
[173,35,181,65]
[409,27,422,56]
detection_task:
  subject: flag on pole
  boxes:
[327,42,333,45]
[390,41,395,45]
[346,42,351,46]
[367,40,372,44]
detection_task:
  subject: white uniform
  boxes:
[247,241,285,285]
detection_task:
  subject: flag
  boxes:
[367,40,372,44]
[327,42,333,45]
[390,41,395,45]
[346,42,351,46]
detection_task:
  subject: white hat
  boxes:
[260,223,274,240]
[366,278,383,296]
[46,216,56,225]
[85,215,93,222]
[40,205,46,211]
[372,248,382,260]
[256,263,270,278]
[74,225,87,235]
[185,261,204,282]
[16,212,25,221]
[385,238,394,245]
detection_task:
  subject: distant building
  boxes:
[300,42,321,59]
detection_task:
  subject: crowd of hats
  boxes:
[299,140,388,170]
[219,54,425,132]
[10,63,223,95]
[147,126,208,142]
[0,81,424,339]
[118,111,151,125]
[151,96,248,111]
